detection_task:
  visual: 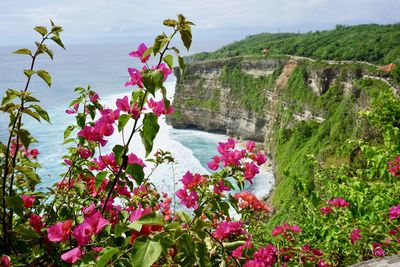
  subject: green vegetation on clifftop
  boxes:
[193,24,400,65]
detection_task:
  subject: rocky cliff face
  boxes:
[168,58,285,142]
[167,56,367,145]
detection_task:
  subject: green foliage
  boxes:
[192,23,400,64]
[219,63,280,113]
[140,113,160,157]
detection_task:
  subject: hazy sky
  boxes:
[1,0,399,49]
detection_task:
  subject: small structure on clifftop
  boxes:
[263,48,270,56]
[379,63,396,74]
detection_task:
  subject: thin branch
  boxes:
[204,229,241,267]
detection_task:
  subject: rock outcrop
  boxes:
[168,57,286,141]
[167,56,361,143]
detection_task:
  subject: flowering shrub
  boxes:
[1,15,400,267]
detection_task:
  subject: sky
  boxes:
[0,0,399,51]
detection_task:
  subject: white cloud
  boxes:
[0,0,399,46]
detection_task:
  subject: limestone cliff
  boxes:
[167,56,368,146]
[168,57,286,141]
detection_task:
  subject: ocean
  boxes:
[0,43,274,199]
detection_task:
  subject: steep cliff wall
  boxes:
[168,57,286,141]
[168,56,367,145]
[168,56,390,208]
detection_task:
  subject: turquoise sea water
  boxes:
[0,44,273,198]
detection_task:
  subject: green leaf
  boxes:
[64,125,75,140]
[153,33,169,55]
[24,69,35,77]
[160,86,170,110]
[31,105,50,123]
[17,226,41,238]
[179,29,192,50]
[143,47,153,58]
[41,44,54,60]
[36,70,52,87]
[163,19,177,27]
[15,128,32,149]
[118,114,130,132]
[113,145,125,166]
[76,113,86,128]
[178,56,185,72]
[13,48,32,56]
[163,54,173,69]
[15,166,40,183]
[140,113,159,157]
[34,26,48,36]
[23,108,41,122]
[136,213,164,225]
[96,247,119,267]
[51,26,63,33]
[1,89,20,106]
[95,171,108,190]
[51,36,65,49]
[23,94,40,103]
[126,164,145,185]
[6,196,24,217]
[142,69,164,96]
[195,242,212,267]
[0,102,20,112]
[132,237,162,267]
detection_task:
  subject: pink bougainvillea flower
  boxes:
[389,204,400,220]
[78,147,92,159]
[129,206,152,222]
[127,153,146,167]
[125,68,143,88]
[389,229,398,236]
[350,228,361,244]
[89,92,99,103]
[320,206,333,215]
[232,238,253,258]
[29,148,39,158]
[272,222,301,237]
[327,198,349,207]
[213,179,231,194]
[116,96,131,113]
[82,203,97,217]
[61,247,83,264]
[221,149,243,167]
[243,162,259,182]
[176,189,198,209]
[1,255,10,267]
[29,213,44,233]
[207,155,220,170]
[251,244,278,266]
[92,247,103,252]
[213,221,247,241]
[73,211,109,246]
[180,171,207,190]
[152,63,172,80]
[246,140,256,151]
[147,98,174,117]
[47,220,73,242]
[317,260,329,267]
[252,151,267,166]
[21,195,35,208]
[66,103,79,114]
[129,43,150,63]
[235,191,269,213]
[73,222,93,246]
[388,155,400,176]
[372,243,385,257]
[85,211,109,234]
